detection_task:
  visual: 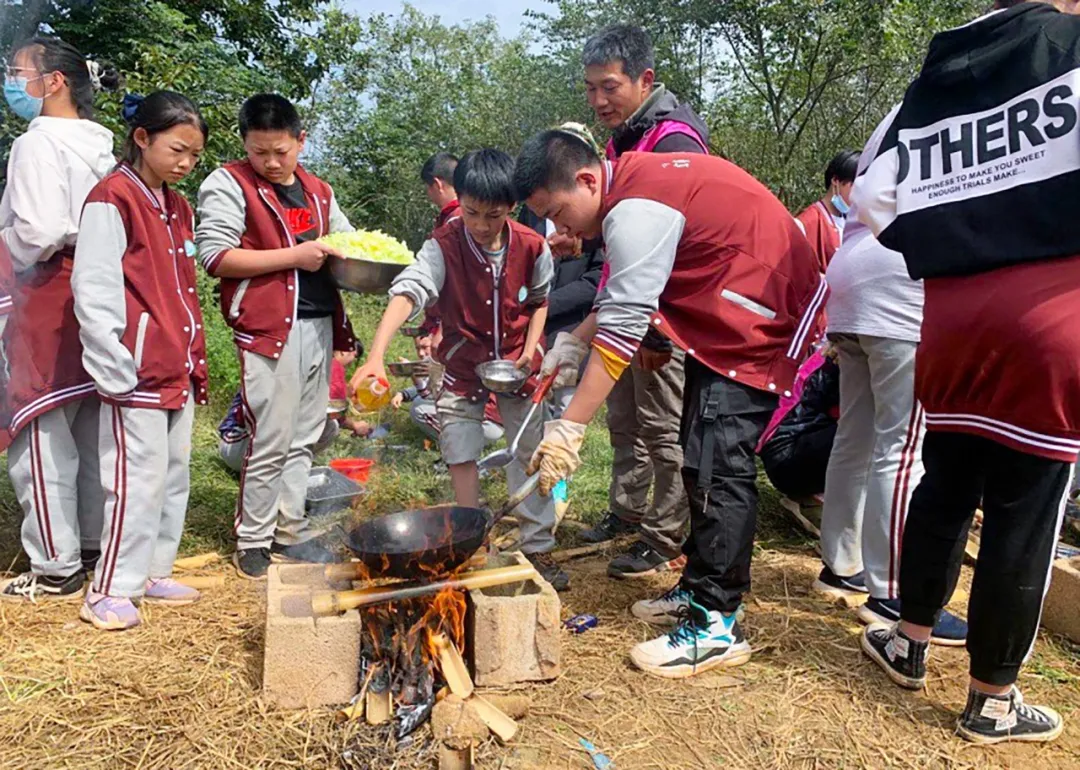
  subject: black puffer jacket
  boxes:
[762,358,840,455]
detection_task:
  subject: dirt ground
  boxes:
[3,536,1080,770]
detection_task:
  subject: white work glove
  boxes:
[540,332,589,388]
[527,419,588,496]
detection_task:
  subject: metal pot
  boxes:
[328,255,407,295]
[475,360,529,393]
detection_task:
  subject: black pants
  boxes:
[901,431,1070,686]
[760,423,837,500]
[678,357,777,613]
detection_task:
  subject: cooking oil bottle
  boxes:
[351,375,393,414]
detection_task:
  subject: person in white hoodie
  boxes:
[0,37,120,601]
[814,107,968,645]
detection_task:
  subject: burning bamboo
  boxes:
[309,564,536,616]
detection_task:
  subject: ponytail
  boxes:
[9,37,120,119]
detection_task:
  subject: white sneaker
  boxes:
[631,584,692,627]
[630,603,752,679]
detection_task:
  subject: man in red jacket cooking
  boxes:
[516,132,826,678]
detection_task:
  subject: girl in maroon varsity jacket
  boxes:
[71,91,210,628]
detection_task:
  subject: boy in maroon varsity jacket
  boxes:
[516,132,826,677]
[352,149,566,589]
[71,92,209,630]
[196,94,357,580]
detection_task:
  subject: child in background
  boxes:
[196,94,358,580]
[71,91,209,630]
[352,149,567,590]
[1,37,119,601]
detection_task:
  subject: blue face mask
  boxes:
[4,77,44,121]
[831,193,851,217]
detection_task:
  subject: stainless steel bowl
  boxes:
[475,360,528,393]
[328,255,407,295]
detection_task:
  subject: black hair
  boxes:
[421,152,459,186]
[238,93,302,139]
[582,24,655,81]
[513,130,600,201]
[824,150,861,189]
[453,149,517,206]
[10,37,121,120]
[121,90,209,167]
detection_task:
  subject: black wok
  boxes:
[343,474,540,578]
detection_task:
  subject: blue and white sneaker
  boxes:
[812,565,868,603]
[630,600,752,679]
[856,597,967,647]
[631,584,693,627]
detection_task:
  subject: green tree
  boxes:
[317,6,591,248]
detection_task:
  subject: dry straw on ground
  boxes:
[3,549,1080,769]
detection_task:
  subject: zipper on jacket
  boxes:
[133,312,150,370]
[230,279,251,319]
[258,186,301,332]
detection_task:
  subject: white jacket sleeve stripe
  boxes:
[72,202,137,397]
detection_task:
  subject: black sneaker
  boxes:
[271,539,335,564]
[812,564,868,601]
[608,540,687,579]
[958,686,1064,745]
[81,548,101,574]
[857,597,967,647]
[580,512,637,544]
[861,622,929,690]
[0,570,86,602]
[525,552,570,592]
[233,548,271,580]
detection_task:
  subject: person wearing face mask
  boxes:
[796,150,860,272]
[0,37,121,602]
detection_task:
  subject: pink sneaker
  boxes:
[144,578,201,606]
[80,590,140,630]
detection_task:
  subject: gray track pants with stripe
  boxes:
[93,398,194,598]
[820,334,924,601]
[235,317,332,550]
[7,398,103,578]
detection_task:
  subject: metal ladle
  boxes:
[477,372,558,471]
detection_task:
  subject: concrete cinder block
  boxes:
[467,552,561,686]
[263,563,362,709]
[1042,557,1080,643]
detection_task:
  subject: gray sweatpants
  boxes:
[820,334,925,601]
[409,397,504,445]
[93,399,194,598]
[7,398,103,577]
[605,349,689,557]
[236,317,332,550]
[438,389,557,554]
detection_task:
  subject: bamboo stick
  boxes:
[432,634,474,698]
[310,564,536,615]
[173,575,225,589]
[470,695,518,743]
[172,553,221,571]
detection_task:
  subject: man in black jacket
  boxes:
[577,23,707,584]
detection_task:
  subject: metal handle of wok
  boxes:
[489,472,541,527]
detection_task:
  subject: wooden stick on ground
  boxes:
[439,742,474,770]
[470,695,518,743]
[550,534,636,564]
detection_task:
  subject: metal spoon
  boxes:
[477,372,558,471]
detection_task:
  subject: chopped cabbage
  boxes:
[319,230,413,265]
